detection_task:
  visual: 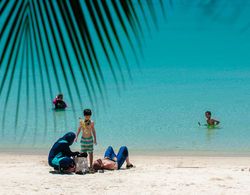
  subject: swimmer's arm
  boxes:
[92,122,97,145]
[53,98,57,104]
[198,122,208,126]
[213,119,220,125]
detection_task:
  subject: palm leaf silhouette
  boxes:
[0,0,166,144]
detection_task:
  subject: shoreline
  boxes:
[1,148,250,157]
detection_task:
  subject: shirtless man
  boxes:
[92,146,134,171]
[205,111,220,126]
[198,111,220,127]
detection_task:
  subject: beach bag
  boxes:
[74,156,88,174]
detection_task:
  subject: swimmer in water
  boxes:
[198,111,220,127]
[53,93,67,109]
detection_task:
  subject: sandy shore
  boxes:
[0,154,250,195]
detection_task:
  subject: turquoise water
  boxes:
[1,1,250,155]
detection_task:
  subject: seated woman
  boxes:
[92,146,134,171]
[48,132,80,173]
[53,93,67,109]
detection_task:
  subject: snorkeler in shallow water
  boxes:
[53,93,67,109]
[198,111,220,127]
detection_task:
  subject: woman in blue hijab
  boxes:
[48,132,80,173]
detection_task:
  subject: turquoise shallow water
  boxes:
[1,1,250,155]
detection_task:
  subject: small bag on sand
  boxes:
[74,156,88,174]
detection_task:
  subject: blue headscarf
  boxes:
[60,132,76,145]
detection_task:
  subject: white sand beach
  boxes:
[0,154,250,195]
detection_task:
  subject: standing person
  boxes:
[92,146,134,171]
[48,132,80,173]
[53,93,67,109]
[75,109,97,169]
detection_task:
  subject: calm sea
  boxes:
[1,1,250,155]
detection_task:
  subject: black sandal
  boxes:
[126,164,134,169]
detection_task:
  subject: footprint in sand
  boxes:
[225,176,233,180]
[185,182,195,186]
[210,177,224,181]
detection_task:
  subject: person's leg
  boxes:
[80,137,87,153]
[104,146,117,160]
[89,152,93,168]
[125,154,133,168]
[51,156,66,171]
[80,137,93,153]
[81,137,94,168]
[59,157,75,172]
[116,146,129,169]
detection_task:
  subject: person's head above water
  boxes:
[83,109,92,121]
[57,93,63,100]
[205,111,211,119]
[61,132,76,145]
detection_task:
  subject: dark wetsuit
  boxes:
[54,99,67,109]
[48,132,79,171]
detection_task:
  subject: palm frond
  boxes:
[0,0,166,145]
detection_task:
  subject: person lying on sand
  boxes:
[92,146,134,171]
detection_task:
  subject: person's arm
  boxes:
[198,122,208,126]
[75,126,81,142]
[53,98,57,104]
[62,100,67,108]
[92,122,97,145]
[64,145,79,157]
[213,119,220,125]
